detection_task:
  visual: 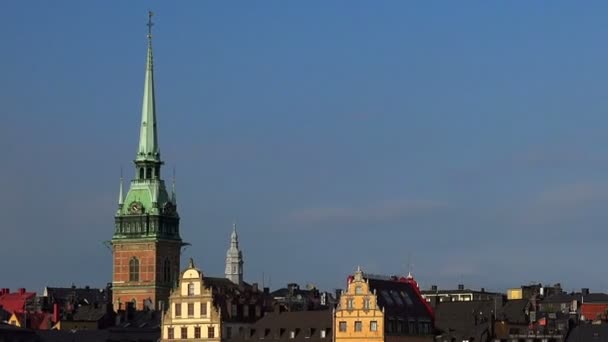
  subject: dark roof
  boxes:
[71,305,107,322]
[366,277,434,321]
[581,293,608,303]
[566,324,608,342]
[37,328,161,342]
[37,330,109,342]
[422,289,501,296]
[0,323,39,341]
[500,299,529,324]
[44,287,108,306]
[541,293,575,304]
[231,310,332,341]
[115,309,161,329]
[435,300,495,334]
[0,306,11,321]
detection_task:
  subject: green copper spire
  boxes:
[137,11,160,162]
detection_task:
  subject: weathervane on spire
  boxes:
[147,11,154,40]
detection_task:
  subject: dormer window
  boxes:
[347,298,354,309]
[355,286,362,294]
[188,283,195,296]
[290,330,295,339]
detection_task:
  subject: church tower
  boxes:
[225,223,244,284]
[111,12,182,311]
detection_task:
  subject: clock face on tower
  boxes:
[128,201,144,214]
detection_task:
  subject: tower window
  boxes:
[155,166,160,179]
[146,167,152,179]
[139,168,145,179]
[129,257,140,282]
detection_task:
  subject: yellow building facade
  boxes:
[162,259,221,341]
[335,267,384,342]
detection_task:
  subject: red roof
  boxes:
[0,288,36,314]
[581,303,608,321]
[11,312,53,330]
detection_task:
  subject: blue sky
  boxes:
[2,1,608,294]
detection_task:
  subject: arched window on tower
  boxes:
[129,257,140,282]
[164,258,171,283]
[139,168,145,180]
[146,167,152,179]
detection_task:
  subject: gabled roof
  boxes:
[11,312,53,330]
[0,290,36,314]
[366,277,434,321]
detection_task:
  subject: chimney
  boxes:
[263,287,270,295]
[582,288,590,296]
[458,284,464,291]
[481,288,485,293]
[252,283,258,292]
[431,285,438,291]
[18,288,26,295]
[53,303,60,323]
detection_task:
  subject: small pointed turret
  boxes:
[137,11,160,162]
[225,222,244,284]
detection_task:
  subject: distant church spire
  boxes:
[137,11,160,162]
[225,222,244,284]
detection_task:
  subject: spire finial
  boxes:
[231,220,238,243]
[188,258,194,268]
[147,11,154,41]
